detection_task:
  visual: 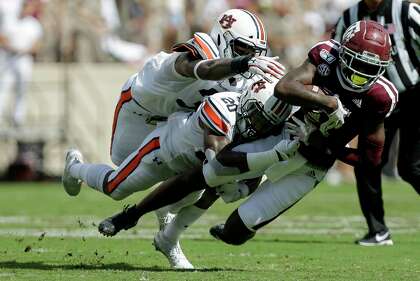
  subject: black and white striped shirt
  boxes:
[332,0,420,93]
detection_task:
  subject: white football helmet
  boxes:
[210,9,267,59]
[236,76,292,139]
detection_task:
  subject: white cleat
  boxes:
[155,209,176,231]
[153,230,194,270]
[62,149,83,196]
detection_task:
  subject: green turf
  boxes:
[0,180,419,281]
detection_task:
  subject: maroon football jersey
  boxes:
[298,39,398,168]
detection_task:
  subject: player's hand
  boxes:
[273,138,300,161]
[320,96,348,136]
[286,116,317,145]
[216,182,249,203]
[248,56,285,82]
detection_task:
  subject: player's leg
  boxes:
[13,57,32,126]
[210,164,327,245]
[354,108,399,245]
[63,128,172,200]
[397,90,420,194]
[110,74,156,166]
[153,189,214,270]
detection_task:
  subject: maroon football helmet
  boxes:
[339,20,391,90]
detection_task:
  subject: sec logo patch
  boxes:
[317,64,330,76]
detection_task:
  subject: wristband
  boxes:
[231,54,253,74]
[193,60,208,80]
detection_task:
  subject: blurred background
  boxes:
[0,0,408,182]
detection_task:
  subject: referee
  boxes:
[333,0,420,246]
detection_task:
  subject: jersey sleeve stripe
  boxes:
[106,137,160,194]
[377,79,397,117]
[200,110,226,136]
[194,34,217,59]
[201,101,229,134]
[207,98,231,125]
[171,42,200,58]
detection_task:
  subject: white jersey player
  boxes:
[63,90,241,200]
[110,9,284,166]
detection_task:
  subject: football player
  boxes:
[62,74,299,268]
[107,9,283,167]
[207,20,399,246]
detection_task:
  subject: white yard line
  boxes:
[0,215,419,239]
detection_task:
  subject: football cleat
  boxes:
[355,231,394,246]
[98,205,139,237]
[209,224,225,241]
[153,230,194,270]
[155,209,176,231]
[62,149,83,196]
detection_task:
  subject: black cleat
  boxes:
[209,224,225,241]
[355,231,393,246]
[98,205,139,237]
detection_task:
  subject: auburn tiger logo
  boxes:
[219,14,237,29]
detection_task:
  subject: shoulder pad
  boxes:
[308,39,340,66]
[190,32,220,60]
[366,77,398,118]
[171,32,220,60]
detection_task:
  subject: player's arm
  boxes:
[273,59,338,112]
[174,52,284,81]
[203,138,300,187]
[335,120,385,168]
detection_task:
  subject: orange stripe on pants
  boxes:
[106,137,160,194]
[110,89,132,156]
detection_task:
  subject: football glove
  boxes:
[319,96,348,136]
[273,138,300,161]
[216,182,249,203]
[286,116,317,145]
[248,56,285,82]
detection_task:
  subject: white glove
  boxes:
[273,138,300,160]
[216,182,249,203]
[286,116,317,145]
[319,96,348,136]
[248,56,286,82]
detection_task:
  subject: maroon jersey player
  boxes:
[208,20,399,246]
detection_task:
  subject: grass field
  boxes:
[0,180,419,281]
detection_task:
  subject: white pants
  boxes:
[106,127,176,200]
[110,74,157,165]
[238,163,327,231]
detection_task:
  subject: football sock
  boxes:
[163,205,206,243]
[70,163,113,193]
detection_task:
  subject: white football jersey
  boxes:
[130,51,249,117]
[159,91,241,173]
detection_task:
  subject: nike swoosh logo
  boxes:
[375,232,389,241]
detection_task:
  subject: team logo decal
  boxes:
[342,22,360,43]
[317,64,330,76]
[352,98,362,108]
[320,49,336,63]
[251,79,266,93]
[219,14,237,29]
